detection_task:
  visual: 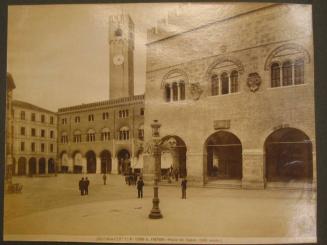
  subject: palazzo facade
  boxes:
[143,3,316,189]
[12,100,58,176]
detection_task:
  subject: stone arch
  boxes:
[160,135,187,179]
[48,158,56,174]
[204,130,242,181]
[38,158,46,174]
[264,43,311,71]
[28,157,37,176]
[72,150,83,173]
[117,149,131,174]
[85,150,97,173]
[264,127,313,181]
[17,157,27,176]
[205,56,244,81]
[100,150,112,174]
[161,68,189,88]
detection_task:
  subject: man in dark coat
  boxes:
[79,177,84,196]
[181,178,187,199]
[103,174,107,185]
[84,177,90,195]
[136,177,144,198]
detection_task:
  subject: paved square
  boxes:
[4,174,316,243]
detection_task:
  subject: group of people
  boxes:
[78,174,187,199]
[78,177,90,196]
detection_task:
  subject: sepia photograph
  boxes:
[3,2,316,244]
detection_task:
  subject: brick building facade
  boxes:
[143,3,315,189]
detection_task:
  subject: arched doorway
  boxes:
[205,131,242,180]
[161,136,187,179]
[18,157,26,176]
[265,127,313,181]
[86,151,96,173]
[100,150,112,174]
[48,158,56,173]
[117,149,130,174]
[73,151,83,173]
[28,158,37,175]
[61,151,69,173]
[39,158,46,174]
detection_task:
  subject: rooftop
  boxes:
[12,100,56,114]
[58,94,145,113]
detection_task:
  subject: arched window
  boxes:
[282,61,292,86]
[230,70,238,93]
[162,70,188,102]
[73,130,82,143]
[271,63,280,87]
[101,128,110,141]
[119,126,129,140]
[211,74,219,96]
[294,59,304,85]
[61,132,68,144]
[20,111,25,120]
[179,81,185,100]
[172,82,178,101]
[87,129,96,142]
[138,125,144,140]
[221,72,229,95]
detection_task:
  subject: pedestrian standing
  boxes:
[85,177,90,195]
[103,174,107,185]
[137,177,144,198]
[174,168,179,182]
[181,178,187,199]
[79,177,85,196]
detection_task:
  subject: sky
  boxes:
[7,3,182,111]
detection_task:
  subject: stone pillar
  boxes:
[112,157,118,174]
[242,149,265,189]
[45,159,49,174]
[142,153,155,184]
[26,161,29,176]
[15,161,18,175]
[186,152,204,186]
[96,157,101,174]
[36,160,39,175]
[82,157,87,174]
[312,150,316,191]
[68,158,73,173]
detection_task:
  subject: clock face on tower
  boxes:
[113,54,124,65]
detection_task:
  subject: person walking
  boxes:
[137,177,144,198]
[79,177,85,196]
[103,174,107,185]
[181,178,187,199]
[85,177,90,195]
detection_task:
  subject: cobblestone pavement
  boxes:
[4,174,316,242]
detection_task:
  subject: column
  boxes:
[68,158,73,173]
[291,63,295,85]
[177,83,181,100]
[112,157,119,174]
[26,161,29,176]
[82,157,87,174]
[241,149,265,189]
[228,74,231,94]
[36,159,39,175]
[45,159,49,174]
[312,150,316,191]
[170,85,173,102]
[142,153,156,184]
[186,151,204,186]
[96,157,101,174]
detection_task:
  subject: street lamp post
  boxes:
[149,120,163,219]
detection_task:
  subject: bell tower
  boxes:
[109,14,135,99]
